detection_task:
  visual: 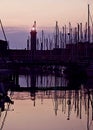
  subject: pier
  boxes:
[8,43,92,66]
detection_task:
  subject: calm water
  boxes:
[0,74,93,130]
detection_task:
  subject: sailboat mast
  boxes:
[88,4,90,43]
[0,19,9,49]
[0,19,7,42]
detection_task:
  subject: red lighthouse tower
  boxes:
[30,21,37,61]
[30,21,37,51]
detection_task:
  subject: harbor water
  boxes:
[0,73,93,130]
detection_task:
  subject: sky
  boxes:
[0,0,93,28]
[0,0,93,49]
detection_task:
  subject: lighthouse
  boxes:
[30,21,37,61]
[30,21,37,52]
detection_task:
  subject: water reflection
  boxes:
[0,72,93,130]
[11,88,93,130]
[0,93,14,130]
[19,74,68,88]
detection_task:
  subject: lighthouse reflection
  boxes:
[0,71,93,130]
[12,88,93,130]
[18,73,93,129]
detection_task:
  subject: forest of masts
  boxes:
[27,5,93,51]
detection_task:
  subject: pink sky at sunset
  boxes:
[0,0,93,49]
[0,0,93,28]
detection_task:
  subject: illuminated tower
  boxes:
[30,21,37,51]
[30,21,37,61]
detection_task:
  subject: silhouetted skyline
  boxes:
[0,1,93,49]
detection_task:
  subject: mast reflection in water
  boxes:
[0,73,93,130]
[19,74,68,88]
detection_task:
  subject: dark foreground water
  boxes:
[0,74,93,130]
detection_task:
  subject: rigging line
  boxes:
[0,111,1,117]
[0,102,11,130]
[0,19,7,41]
[0,91,14,130]
[89,13,93,26]
[0,19,9,49]
[89,119,93,128]
[89,5,93,25]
